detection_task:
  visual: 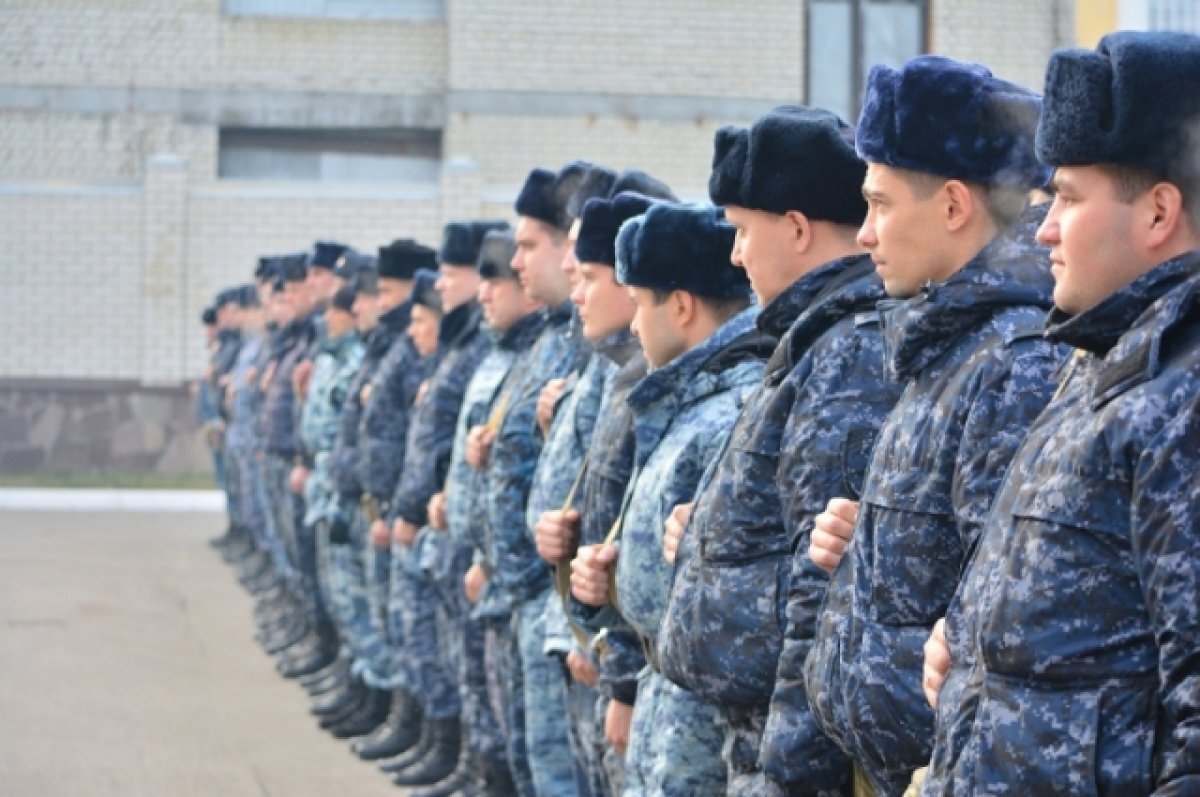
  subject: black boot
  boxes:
[377,716,433,773]
[353,689,423,760]
[409,741,474,797]
[392,716,461,786]
[328,688,391,739]
[457,754,518,797]
[310,675,363,717]
[299,653,347,690]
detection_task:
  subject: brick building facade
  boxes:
[0,0,1075,473]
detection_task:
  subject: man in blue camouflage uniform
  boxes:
[456,226,549,792]
[652,106,903,797]
[463,163,599,797]
[802,56,1068,796]
[222,284,275,590]
[316,242,438,755]
[536,172,678,797]
[921,31,1200,797]
[256,254,325,672]
[530,186,673,797]
[372,221,508,787]
[206,287,243,550]
[242,265,298,600]
[570,202,773,797]
[299,285,366,711]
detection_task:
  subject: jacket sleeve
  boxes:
[483,388,546,593]
[1135,403,1200,795]
[763,334,887,792]
[391,367,464,527]
[358,346,416,501]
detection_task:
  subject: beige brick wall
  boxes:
[0,187,144,380]
[446,113,759,202]
[932,0,1073,91]
[2,0,445,94]
[447,0,802,100]
[0,110,217,183]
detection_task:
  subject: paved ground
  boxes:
[0,510,405,796]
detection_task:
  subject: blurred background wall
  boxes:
[1,0,1195,476]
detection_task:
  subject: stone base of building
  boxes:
[0,379,211,476]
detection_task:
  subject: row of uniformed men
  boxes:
[204,29,1200,797]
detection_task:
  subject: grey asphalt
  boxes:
[0,510,406,796]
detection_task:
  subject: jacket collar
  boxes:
[628,307,767,461]
[439,300,483,347]
[1047,249,1200,407]
[879,203,1054,380]
[762,254,884,384]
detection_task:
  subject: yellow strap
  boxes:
[554,461,591,649]
[484,389,511,435]
[1052,348,1088,402]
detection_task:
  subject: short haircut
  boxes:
[650,288,751,324]
[1100,163,1200,233]
[897,168,1031,231]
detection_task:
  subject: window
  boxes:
[806,0,928,125]
[218,127,442,182]
[223,0,444,21]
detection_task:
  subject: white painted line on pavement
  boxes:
[0,489,226,512]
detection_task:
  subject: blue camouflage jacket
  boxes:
[389,301,489,526]
[923,251,1200,797]
[467,311,548,619]
[261,314,317,458]
[529,331,641,658]
[330,303,410,499]
[568,340,648,705]
[478,301,590,614]
[805,205,1068,795]
[355,308,428,504]
[301,329,364,524]
[575,307,771,660]
[226,333,264,453]
[656,255,900,793]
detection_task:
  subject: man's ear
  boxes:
[942,180,976,233]
[783,210,813,256]
[672,289,697,328]
[1144,180,1188,251]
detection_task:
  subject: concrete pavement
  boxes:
[0,509,405,796]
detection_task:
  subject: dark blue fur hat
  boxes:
[378,239,436,281]
[330,284,356,314]
[476,229,519,281]
[516,161,601,231]
[709,105,867,223]
[857,55,1045,188]
[575,192,662,267]
[410,268,442,313]
[1037,30,1200,188]
[307,241,349,270]
[281,252,309,283]
[615,203,749,300]
[439,220,511,266]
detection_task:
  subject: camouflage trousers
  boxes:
[264,455,304,595]
[419,532,508,766]
[496,588,580,797]
[247,453,292,582]
[625,667,727,797]
[387,529,461,719]
[718,705,776,796]
[222,445,243,527]
[326,511,394,689]
[562,669,613,797]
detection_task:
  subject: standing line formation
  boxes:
[199,31,1200,797]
